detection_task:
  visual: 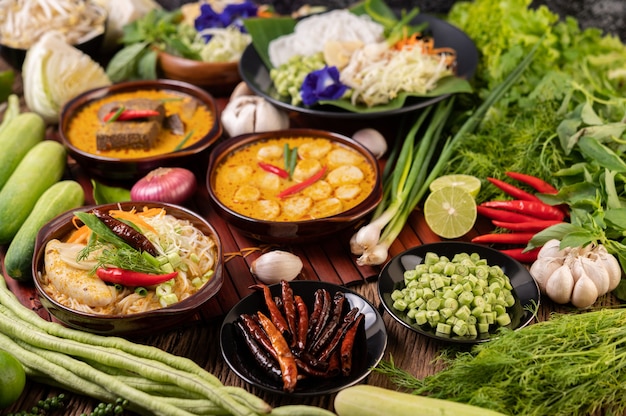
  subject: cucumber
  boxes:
[4,180,84,282]
[334,385,508,416]
[0,112,46,190]
[0,140,67,244]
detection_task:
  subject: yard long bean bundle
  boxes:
[376,307,626,416]
[0,275,334,416]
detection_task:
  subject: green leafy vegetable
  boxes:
[0,70,14,103]
[91,180,131,205]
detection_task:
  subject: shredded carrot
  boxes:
[109,208,159,234]
[392,33,457,67]
[66,224,91,244]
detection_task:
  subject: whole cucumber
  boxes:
[0,140,66,244]
[4,180,84,282]
[0,112,46,190]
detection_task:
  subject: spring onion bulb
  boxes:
[351,38,543,266]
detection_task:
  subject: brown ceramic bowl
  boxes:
[58,79,222,181]
[206,129,383,243]
[32,201,224,337]
[157,51,241,95]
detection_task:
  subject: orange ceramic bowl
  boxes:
[206,128,383,243]
[32,201,224,337]
[157,51,241,95]
[58,79,222,182]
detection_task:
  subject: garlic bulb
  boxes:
[250,250,303,284]
[529,242,622,309]
[221,96,290,137]
[352,128,387,159]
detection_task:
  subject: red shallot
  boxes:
[130,167,197,204]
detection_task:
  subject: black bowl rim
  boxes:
[206,128,383,226]
[32,201,224,321]
[58,79,223,163]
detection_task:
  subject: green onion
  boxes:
[351,36,544,265]
[173,129,194,151]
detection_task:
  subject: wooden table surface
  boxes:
[0,57,615,416]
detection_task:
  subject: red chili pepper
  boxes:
[471,232,536,245]
[480,200,565,221]
[505,171,559,194]
[476,205,540,223]
[498,247,541,263]
[492,219,564,232]
[258,161,289,179]
[103,109,161,122]
[256,311,298,393]
[96,267,177,286]
[487,177,542,202]
[277,166,327,198]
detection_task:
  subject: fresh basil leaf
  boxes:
[91,180,131,205]
[579,100,603,125]
[137,48,158,80]
[556,117,582,154]
[106,42,150,82]
[74,212,131,251]
[527,222,582,250]
[556,181,597,206]
[603,208,626,231]
[578,135,626,172]
[603,169,623,210]
[560,230,596,248]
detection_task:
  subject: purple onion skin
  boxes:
[130,167,197,205]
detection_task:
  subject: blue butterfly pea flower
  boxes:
[195,1,258,41]
[300,66,348,106]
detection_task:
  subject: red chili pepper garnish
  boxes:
[277,166,327,199]
[476,205,540,223]
[471,232,536,245]
[487,177,542,203]
[492,219,564,232]
[505,171,559,194]
[258,161,289,179]
[480,200,565,221]
[103,109,161,122]
[498,247,541,263]
[96,267,177,286]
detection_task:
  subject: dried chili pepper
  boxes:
[240,314,277,360]
[480,200,565,221]
[277,166,327,198]
[311,291,345,355]
[471,232,536,245]
[294,294,309,351]
[91,209,158,256]
[487,177,542,202]
[258,284,290,335]
[256,312,298,393]
[317,308,360,362]
[96,268,177,286]
[258,161,289,179]
[281,281,298,347]
[235,319,282,380]
[505,171,559,194]
[340,313,364,376]
[308,289,332,345]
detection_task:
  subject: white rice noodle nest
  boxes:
[268,9,385,68]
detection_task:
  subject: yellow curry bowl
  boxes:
[206,128,383,243]
[58,79,222,181]
[32,201,224,337]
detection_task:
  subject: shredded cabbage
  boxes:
[22,31,111,123]
[340,42,454,107]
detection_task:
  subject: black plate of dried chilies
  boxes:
[220,280,387,396]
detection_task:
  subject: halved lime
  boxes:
[424,186,477,239]
[429,174,481,198]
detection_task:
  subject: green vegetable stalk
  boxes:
[351,35,543,266]
[375,307,626,416]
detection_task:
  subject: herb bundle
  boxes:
[376,307,626,416]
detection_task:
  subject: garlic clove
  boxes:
[580,255,610,295]
[230,81,255,100]
[221,96,290,138]
[537,239,566,259]
[570,273,599,309]
[590,245,622,291]
[254,100,290,133]
[352,128,388,159]
[250,250,303,284]
[545,264,575,304]
[529,256,563,293]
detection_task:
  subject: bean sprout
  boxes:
[0,0,107,49]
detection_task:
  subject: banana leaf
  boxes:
[242,0,473,113]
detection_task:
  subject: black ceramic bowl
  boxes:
[32,201,224,337]
[58,79,222,181]
[206,128,383,243]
